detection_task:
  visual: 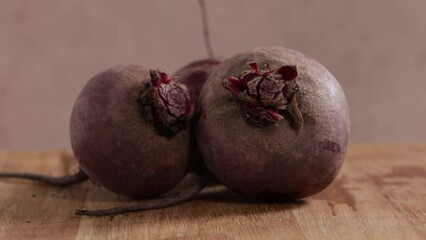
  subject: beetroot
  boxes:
[70,65,194,197]
[0,65,196,196]
[196,47,351,199]
[71,65,213,216]
[76,59,221,216]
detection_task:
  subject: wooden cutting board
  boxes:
[0,144,425,240]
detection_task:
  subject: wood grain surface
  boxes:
[0,144,425,240]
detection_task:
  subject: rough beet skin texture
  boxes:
[196,47,351,199]
[70,65,193,197]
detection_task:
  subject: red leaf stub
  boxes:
[222,62,300,125]
[141,70,194,136]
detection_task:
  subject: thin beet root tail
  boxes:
[140,70,194,136]
[75,171,211,216]
[0,169,88,187]
[198,0,214,58]
[222,62,304,130]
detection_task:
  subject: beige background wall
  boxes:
[0,0,425,150]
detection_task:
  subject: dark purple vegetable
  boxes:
[196,47,351,199]
[0,66,196,195]
[70,65,194,197]
[71,65,212,216]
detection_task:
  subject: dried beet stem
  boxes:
[75,171,211,216]
[0,169,88,187]
[199,0,214,58]
[287,95,304,132]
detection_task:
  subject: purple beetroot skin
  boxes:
[70,65,194,197]
[174,58,221,101]
[196,47,351,199]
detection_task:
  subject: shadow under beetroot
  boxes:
[196,185,306,206]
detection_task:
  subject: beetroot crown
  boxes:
[222,62,303,129]
[140,70,194,136]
